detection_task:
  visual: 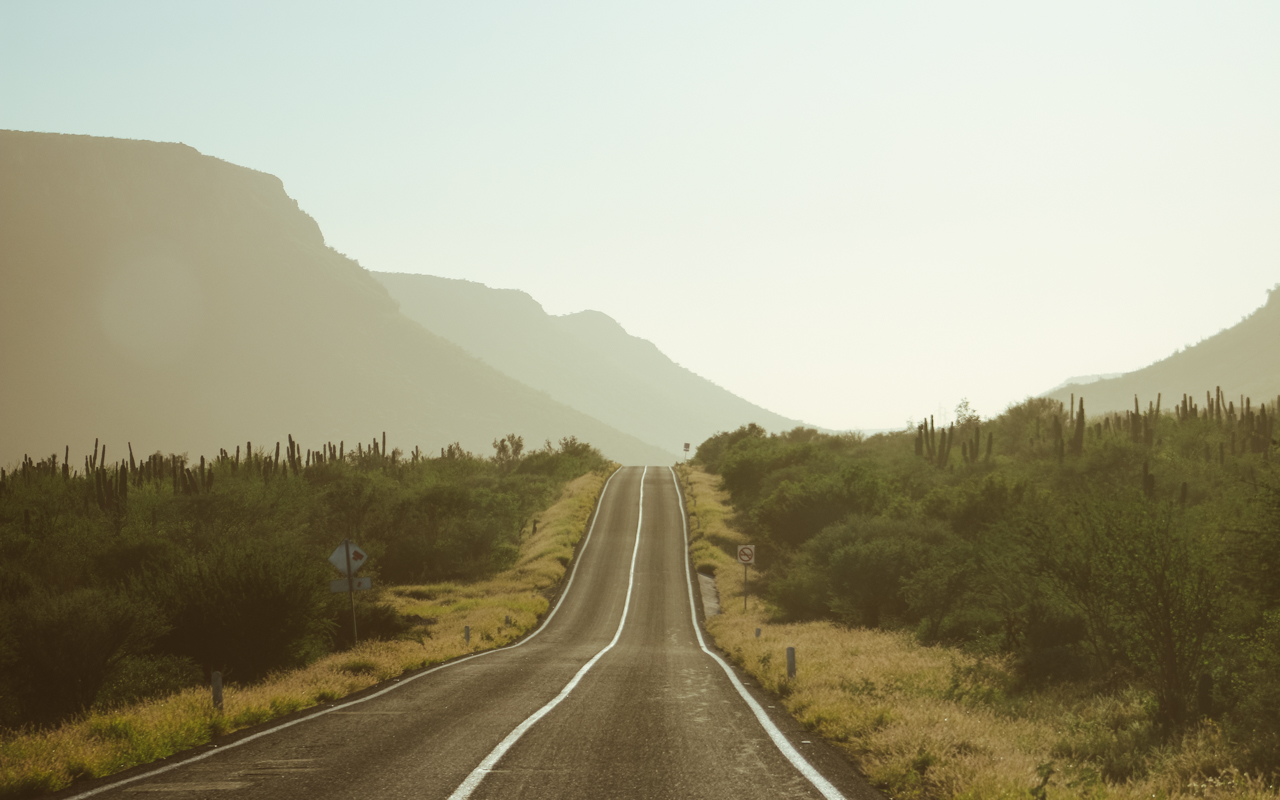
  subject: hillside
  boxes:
[0,130,674,466]
[1046,287,1280,413]
[373,272,808,459]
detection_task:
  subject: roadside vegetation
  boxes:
[0,433,611,798]
[681,390,1280,799]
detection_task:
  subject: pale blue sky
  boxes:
[4,1,1278,429]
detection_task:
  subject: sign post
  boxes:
[329,539,369,645]
[737,545,756,612]
[683,442,690,461]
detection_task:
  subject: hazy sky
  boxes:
[4,2,1278,430]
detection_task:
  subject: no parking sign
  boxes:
[738,545,756,612]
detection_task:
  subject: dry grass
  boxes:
[0,468,612,799]
[675,465,1279,800]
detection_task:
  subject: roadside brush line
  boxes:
[0,468,615,800]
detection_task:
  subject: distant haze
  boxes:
[2,3,1279,429]
[0,131,675,467]
[1044,288,1280,418]
[374,272,808,457]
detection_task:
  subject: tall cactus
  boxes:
[1070,398,1086,456]
[935,426,953,468]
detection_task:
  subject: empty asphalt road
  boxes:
[60,466,881,800]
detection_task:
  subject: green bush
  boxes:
[95,654,203,709]
[1041,495,1223,726]
[329,600,411,651]
[696,394,1280,754]
[380,484,525,583]
[0,588,167,725]
[143,539,336,682]
[1226,610,1280,772]
[0,433,606,727]
[773,517,951,627]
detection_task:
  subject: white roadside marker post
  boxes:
[212,671,223,712]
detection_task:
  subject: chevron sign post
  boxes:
[330,539,371,643]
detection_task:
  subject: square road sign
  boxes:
[330,577,373,593]
[329,540,368,575]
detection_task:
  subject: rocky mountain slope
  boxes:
[1045,287,1280,413]
[0,131,673,466]
[374,272,809,458]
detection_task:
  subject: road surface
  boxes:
[59,466,881,800]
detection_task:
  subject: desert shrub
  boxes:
[1225,610,1280,773]
[921,474,1025,540]
[95,654,203,709]
[695,394,1280,786]
[1016,601,1091,683]
[1041,495,1223,726]
[693,423,768,473]
[0,431,605,727]
[0,588,167,725]
[144,539,333,682]
[329,600,411,651]
[902,542,976,643]
[774,516,951,627]
[380,485,523,583]
[753,466,887,549]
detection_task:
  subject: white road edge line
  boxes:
[61,466,625,800]
[446,466,649,800]
[669,466,847,800]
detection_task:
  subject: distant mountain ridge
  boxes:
[1045,287,1280,413]
[1041,373,1125,395]
[0,130,673,466]
[373,272,809,458]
